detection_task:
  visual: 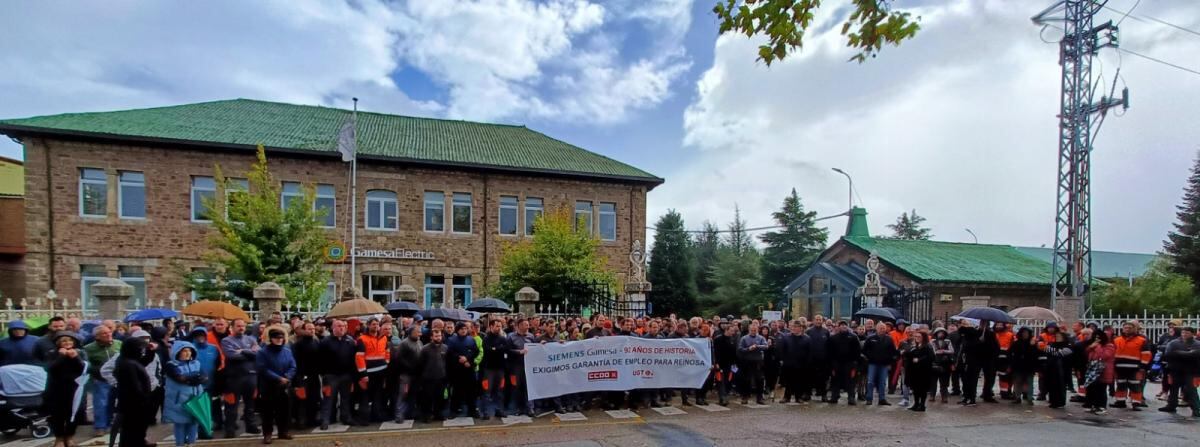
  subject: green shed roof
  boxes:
[1014,247,1156,279]
[0,99,661,185]
[844,236,1054,286]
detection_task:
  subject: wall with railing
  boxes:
[1015,310,1198,343]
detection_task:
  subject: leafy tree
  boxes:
[648,210,700,316]
[887,209,932,240]
[492,207,616,304]
[714,0,921,65]
[1164,151,1200,292]
[1092,257,1198,315]
[179,146,331,305]
[701,206,771,316]
[760,189,829,294]
[693,221,722,296]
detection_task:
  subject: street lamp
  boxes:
[832,168,853,212]
[965,228,979,244]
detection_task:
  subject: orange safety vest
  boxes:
[355,333,391,373]
[890,330,905,349]
[1113,335,1151,368]
[996,330,1015,351]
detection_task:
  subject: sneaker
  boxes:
[964,400,977,407]
[1093,409,1107,415]
[899,400,910,407]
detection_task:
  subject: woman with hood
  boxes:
[115,336,153,447]
[44,332,88,447]
[1009,327,1039,405]
[163,341,207,447]
[256,326,296,444]
[931,328,955,403]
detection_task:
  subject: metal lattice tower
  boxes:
[1032,0,1127,316]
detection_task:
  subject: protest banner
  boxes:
[762,310,783,321]
[524,336,713,400]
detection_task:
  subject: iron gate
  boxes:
[541,279,647,318]
[852,287,933,324]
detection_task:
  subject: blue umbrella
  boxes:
[125,308,179,323]
[955,307,1016,324]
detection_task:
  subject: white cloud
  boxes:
[654,0,1200,254]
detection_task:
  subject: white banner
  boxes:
[524,336,712,400]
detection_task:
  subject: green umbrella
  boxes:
[183,392,213,436]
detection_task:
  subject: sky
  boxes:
[1,0,1197,254]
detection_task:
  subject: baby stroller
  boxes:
[0,364,51,439]
[1147,351,1164,383]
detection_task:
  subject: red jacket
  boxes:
[1087,342,1116,384]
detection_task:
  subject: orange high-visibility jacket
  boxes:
[996,330,1015,351]
[1113,335,1151,369]
[355,333,390,374]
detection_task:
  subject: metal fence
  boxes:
[1014,310,1199,342]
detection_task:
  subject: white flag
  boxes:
[336,118,355,162]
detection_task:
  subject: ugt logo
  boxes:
[587,370,618,381]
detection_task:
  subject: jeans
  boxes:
[866,364,890,403]
[393,375,413,420]
[91,380,116,430]
[172,422,198,447]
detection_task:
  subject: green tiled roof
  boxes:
[844,236,1054,285]
[1015,247,1156,279]
[0,99,661,184]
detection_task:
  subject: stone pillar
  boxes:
[254,282,285,321]
[93,278,133,321]
[516,287,539,315]
[959,296,991,312]
[1055,296,1084,326]
[396,285,418,304]
[625,280,652,316]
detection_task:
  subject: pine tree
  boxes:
[701,205,770,316]
[1164,151,1200,290]
[888,209,933,240]
[725,205,754,256]
[693,221,721,296]
[647,210,699,316]
[760,189,829,295]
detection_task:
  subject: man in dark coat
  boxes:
[713,325,740,406]
[827,321,862,405]
[290,322,321,428]
[480,319,509,420]
[445,322,480,418]
[1160,326,1200,417]
[0,320,39,366]
[776,320,811,403]
[317,319,358,430]
[115,336,153,447]
[805,318,831,402]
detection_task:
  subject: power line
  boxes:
[645,212,848,234]
[1102,3,1200,38]
[1118,47,1200,77]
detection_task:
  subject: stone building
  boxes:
[784,208,1154,322]
[0,99,662,309]
[0,156,23,300]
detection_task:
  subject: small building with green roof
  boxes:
[0,99,660,307]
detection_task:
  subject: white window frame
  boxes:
[190,176,216,222]
[524,197,543,236]
[280,181,304,212]
[598,202,617,241]
[575,200,593,236]
[451,192,472,234]
[365,190,398,231]
[118,266,146,309]
[315,184,336,228]
[80,265,107,311]
[79,168,107,218]
[117,171,145,219]
[499,195,519,236]
[424,191,445,233]
[364,273,398,303]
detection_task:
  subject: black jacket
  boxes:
[115,337,153,419]
[1164,339,1200,375]
[777,333,811,368]
[481,332,508,370]
[806,327,830,363]
[292,335,321,381]
[827,331,862,364]
[317,334,359,376]
[713,334,739,369]
[419,342,448,381]
[1009,337,1039,374]
[903,343,935,385]
[862,334,899,365]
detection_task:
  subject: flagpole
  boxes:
[350,98,358,289]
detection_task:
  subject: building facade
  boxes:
[0,156,23,301]
[1,99,661,309]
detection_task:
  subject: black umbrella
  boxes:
[955,307,1016,324]
[853,307,902,322]
[465,298,512,313]
[385,301,420,317]
[418,307,472,322]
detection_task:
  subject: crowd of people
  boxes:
[0,312,1196,447]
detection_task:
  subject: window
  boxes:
[599,202,617,241]
[226,178,249,222]
[525,197,543,235]
[363,274,398,303]
[191,176,216,221]
[424,191,444,232]
[80,265,107,310]
[118,266,146,309]
[281,182,304,211]
[452,275,473,308]
[118,171,145,219]
[315,184,336,227]
[320,281,337,308]
[499,196,518,235]
[365,190,398,230]
[79,168,107,217]
[452,192,472,233]
[574,201,593,235]
[424,275,445,308]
